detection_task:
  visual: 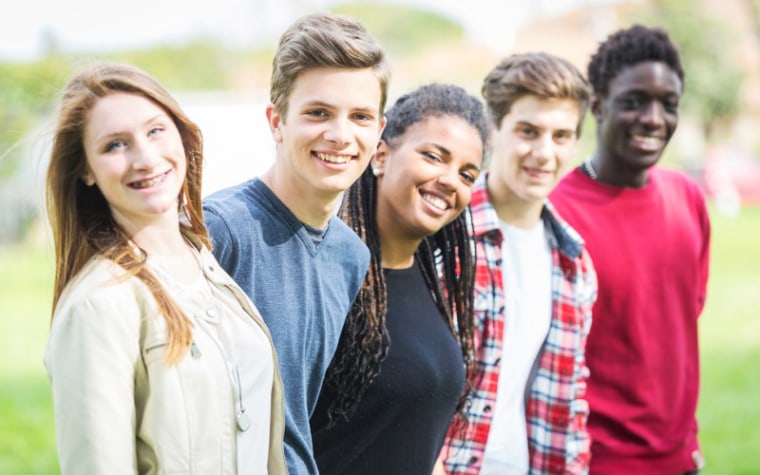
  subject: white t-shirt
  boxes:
[480,220,552,475]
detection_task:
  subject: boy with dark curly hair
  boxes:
[551,25,710,474]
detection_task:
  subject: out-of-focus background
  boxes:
[1,0,758,473]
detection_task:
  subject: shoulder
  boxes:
[652,167,709,217]
[49,257,148,350]
[326,217,369,256]
[550,168,591,207]
[203,179,261,217]
[653,167,705,195]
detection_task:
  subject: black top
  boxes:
[311,261,465,475]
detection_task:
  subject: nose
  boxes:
[640,100,665,128]
[437,168,458,192]
[323,118,350,146]
[533,134,552,164]
[130,137,161,169]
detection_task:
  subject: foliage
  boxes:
[107,39,233,91]
[0,56,73,178]
[634,0,744,137]
[331,2,464,56]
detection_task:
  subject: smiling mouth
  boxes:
[631,134,664,148]
[421,192,448,211]
[130,171,169,189]
[316,152,352,164]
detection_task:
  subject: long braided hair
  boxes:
[322,83,488,427]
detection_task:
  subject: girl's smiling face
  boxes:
[374,114,483,243]
[83,92,186,233]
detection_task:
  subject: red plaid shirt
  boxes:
[442,175,596,474]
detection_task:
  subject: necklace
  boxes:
[583,158,598,180]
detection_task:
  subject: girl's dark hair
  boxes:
[323,83,484,428]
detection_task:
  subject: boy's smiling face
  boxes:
[267,66,386,201]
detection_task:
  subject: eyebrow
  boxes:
[93,113,167,146]
[301,100,378,114]
[427,142,481,171]
[515,120,574,134]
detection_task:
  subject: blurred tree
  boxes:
[635,0,744,139]
[111,39,231,91]
[746,0,760,34]
[331,2,465,56]
[0,56,72,178]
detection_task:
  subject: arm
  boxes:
[432,454,448,475]
[45,290,141,474]
[203,203,238,272]
[567,250,597,474]
[696,193,711,314]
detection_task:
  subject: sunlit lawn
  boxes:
[0,205,758,473]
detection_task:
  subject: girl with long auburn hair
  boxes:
[44,62,286,474]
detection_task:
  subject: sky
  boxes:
[0,0,617,61]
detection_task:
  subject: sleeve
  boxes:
[203,201,239,273]
[45,292,142,475]
[568,248,597,474]
[696,192,711,315]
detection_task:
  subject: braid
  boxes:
[324,167,390,425]
[418,208,477,430]
[323,82,485,427]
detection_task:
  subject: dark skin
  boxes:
[587,61,683,188]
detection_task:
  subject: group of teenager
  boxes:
[42,11,710,475]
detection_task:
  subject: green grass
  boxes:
[697,205,760,473]
[0,244,58,473]
[0,205,758,473]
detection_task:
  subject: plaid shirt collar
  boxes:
[471,173,583,259]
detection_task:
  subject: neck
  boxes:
[129,221,187,258]
[377,224,420,270]
[379,242,417,269]
[127,219,201,284]
[261,166,340,229]
[587,150,652,189]
[486,175,543,230]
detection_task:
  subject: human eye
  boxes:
[352,111,374,122]
[460,170,478,184]
[105,140,126,153]
[305,109,328,118]
[554,130,575,143]
[663,98,679,114]
[148,126,165,137]
[422,150,442,162]
[619,95,643,110]
[516,125,537,138]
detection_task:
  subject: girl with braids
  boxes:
[310,83,488,475]
[43,62,287,474]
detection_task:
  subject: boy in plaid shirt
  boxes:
[440,52,596,475]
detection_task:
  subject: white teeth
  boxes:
[317,152,350,164]
[131,173,165,189]
[632,135,662,145]
[422,193,447,211]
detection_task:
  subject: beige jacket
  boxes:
[45,243,287,474]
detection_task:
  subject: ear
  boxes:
[590,94,603,121]
[81,169,96,187]
[371,139,390,172]
[266,103,284,143]
[378,115,387,138]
